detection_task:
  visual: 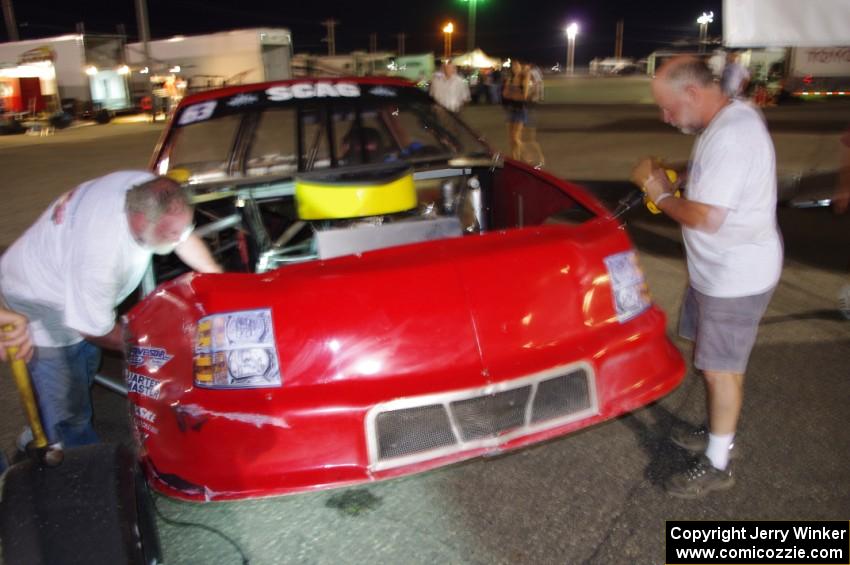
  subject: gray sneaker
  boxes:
[665,456,735,498]
[671,425,739,458]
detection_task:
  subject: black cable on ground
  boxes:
[152,494,250,565]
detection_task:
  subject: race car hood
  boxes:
[128,220,631,397]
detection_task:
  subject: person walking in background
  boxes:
[489,66,503,104]
[631,55,783,498]
[720,51,750,99]
[523,64,546,168]
[429,62,470,113]
[502,59,530,160]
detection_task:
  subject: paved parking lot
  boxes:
[0,100,848,564]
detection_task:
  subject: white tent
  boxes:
[451,49,500,69]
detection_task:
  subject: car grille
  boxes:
[367,363,596,470]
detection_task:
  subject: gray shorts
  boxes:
[678,285,775,374]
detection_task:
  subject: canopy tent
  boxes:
[451,49,500,69]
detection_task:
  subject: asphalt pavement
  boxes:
[0,98,848,565]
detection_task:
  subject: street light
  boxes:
[443,22,454,61]
[697,11,714,53]
[565,23,579,75]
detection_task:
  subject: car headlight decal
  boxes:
[603,251,651,323]
[194,309,282,388]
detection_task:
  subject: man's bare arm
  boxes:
[174,234,223,273]
[81,323,124,352]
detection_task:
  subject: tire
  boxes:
[94,109,112,124]
[0,119,25,135]
[0,443,161,565]
[48,112,74,130]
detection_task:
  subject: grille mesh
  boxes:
[450,386,532,441]
[372,367,593,463]
[375,404,456,459]
[531,370,591,423]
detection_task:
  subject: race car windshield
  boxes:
[162,84,490,182]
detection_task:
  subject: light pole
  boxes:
[443,22,454,61]
[565,23,578,75]
[697,11,713,53]
[462,0,479,52]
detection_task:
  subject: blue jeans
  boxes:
[27,341,101,447]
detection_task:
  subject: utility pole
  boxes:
[321,19,338,56]
[615,19,624,59]
[466,0,477,52]
[135,0,153,118]
[2,0,19,41]
[397,32,406,56]
[369,32,377,74]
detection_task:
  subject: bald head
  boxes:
[126,175,195,255]
[657,55,716,91]
[651,55,727,135]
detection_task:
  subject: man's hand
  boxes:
[631,157,673,203]
[0,308,33,362]
[630,157,658,189]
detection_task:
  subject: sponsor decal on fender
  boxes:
[127,370,162,400]
[133,404,159,436]
[128,346,174,369]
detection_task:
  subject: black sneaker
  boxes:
[671,425,739,459]
[665,456,735,499]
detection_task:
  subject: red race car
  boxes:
[125,77,685,501]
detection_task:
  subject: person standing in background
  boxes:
[721,51,750,99]
[430,63,471,113]
[523,64,546,168]
[502,59,530,160]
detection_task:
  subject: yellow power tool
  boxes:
[644,169,681,214]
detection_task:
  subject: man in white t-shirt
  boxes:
[0,171,221,451]
[631,56,783,498]
[429,63,471,113]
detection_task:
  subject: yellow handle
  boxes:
[645,169,680,214]
[4,324,48,449]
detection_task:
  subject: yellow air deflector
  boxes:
[295,164,417,220]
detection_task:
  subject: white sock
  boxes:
[705,432,735,470]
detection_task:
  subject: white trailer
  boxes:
[126,28,292,92]
[0,34,130,114]
[723,0,850,96]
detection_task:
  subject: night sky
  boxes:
[3,0,724,65]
